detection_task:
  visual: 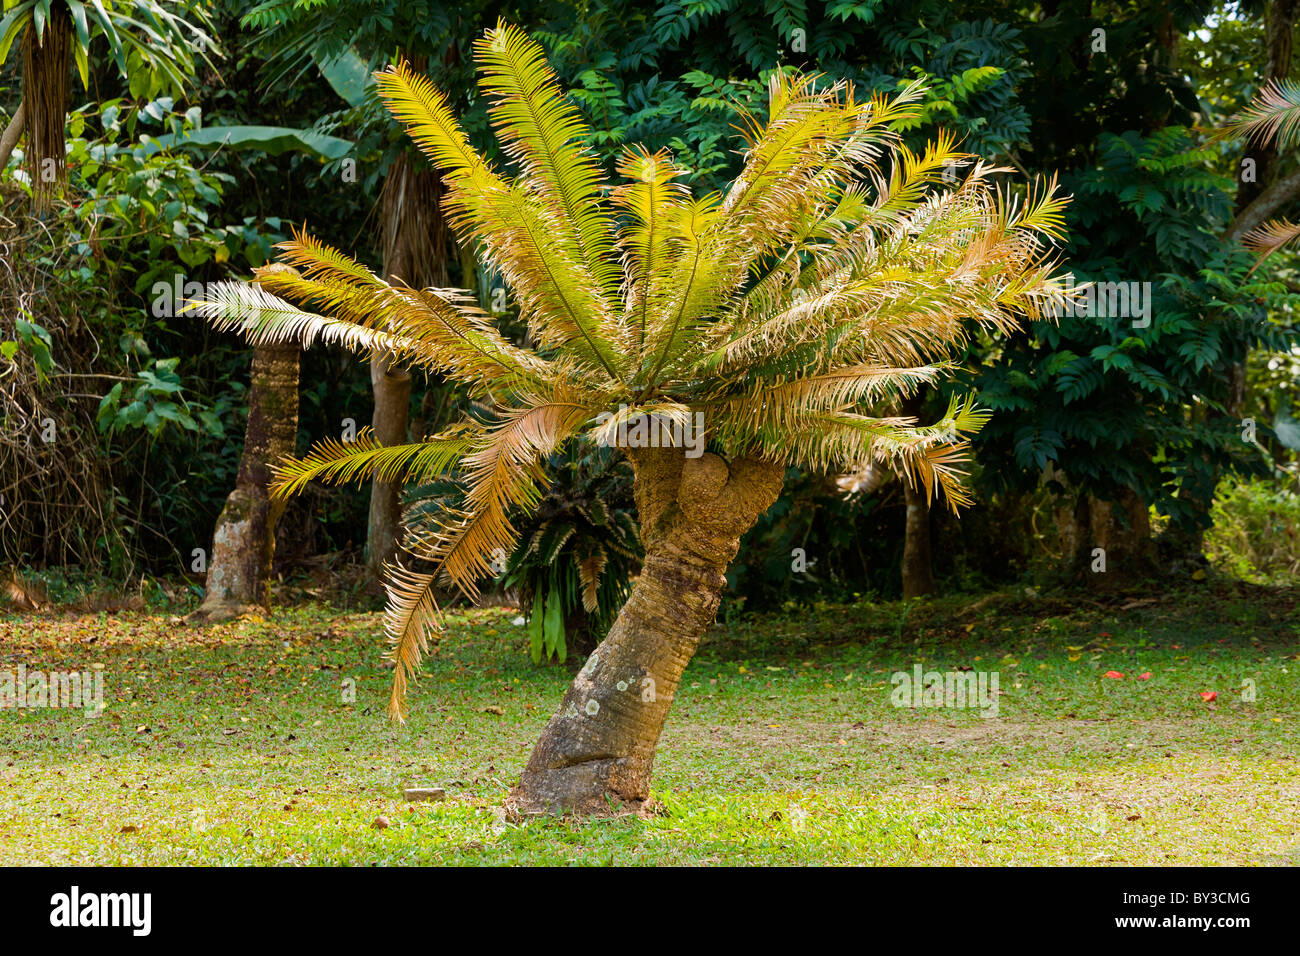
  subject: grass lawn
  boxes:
[1,582,1297,865]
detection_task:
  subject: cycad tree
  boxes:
[195,22,1069,814]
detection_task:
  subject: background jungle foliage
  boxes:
[1,0,1296,635]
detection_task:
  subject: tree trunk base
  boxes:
[507,450,784,816]
[508,759,651,818]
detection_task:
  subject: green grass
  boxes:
[0,581,1296,865]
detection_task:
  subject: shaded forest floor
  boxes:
[0,581,1296,865]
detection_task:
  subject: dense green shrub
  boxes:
[1205,478,1300,586]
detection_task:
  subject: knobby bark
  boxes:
[192,305,300,622]
[509,448,783,816]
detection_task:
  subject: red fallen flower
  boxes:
[1100,632,1112,638]
[1200,691,1217,702]
[1137,672,1152,680]
[1104,670,1124,679]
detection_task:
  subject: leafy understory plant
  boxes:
[500,443,640,664]
[193,22,1070,815]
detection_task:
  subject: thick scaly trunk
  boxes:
[192,340,300,622]
[368,128,447,583]
[510,449,783,815]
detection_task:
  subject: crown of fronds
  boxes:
[191,21,1070,720]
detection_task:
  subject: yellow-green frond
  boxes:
[270,425,474,498]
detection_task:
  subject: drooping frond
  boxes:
[252,262,565,395]
[187,279,407,356]
[382,561,442,722]
[1241,218,1300,273]
[1223,78,1300,149]
[714,363,953,434]
[380,393,598,717]
[421,396,597,595]
[753,395,992,509]
[270,425,474,498]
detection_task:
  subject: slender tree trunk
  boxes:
[192,276,301,622]
[0,103,25,173]
[900,393,935,598]
[509,448,783,816]
[902,478,935,597]
[367,351,412,576]
[368,126,447,584]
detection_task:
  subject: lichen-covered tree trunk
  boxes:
[367,54,448,585]
[509,448,783,816]
[192,341,300,623]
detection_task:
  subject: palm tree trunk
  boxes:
[21,6,71,209]
[192,341,300,622]
[510,448,783,815]
[366,351,412,575]
[368,128,447,584]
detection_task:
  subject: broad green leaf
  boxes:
[144,125,352,160]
